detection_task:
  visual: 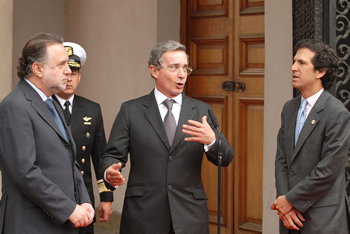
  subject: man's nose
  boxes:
[64,65,72,75]
[178,68,187,78]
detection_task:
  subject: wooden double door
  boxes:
[181,0,265,233]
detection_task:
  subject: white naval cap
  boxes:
[63,42,87,68]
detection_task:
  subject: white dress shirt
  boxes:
[302,88,324,119]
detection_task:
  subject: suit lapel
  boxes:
[70,96,87,135]
[291,91,329,163]
[144,91,198,152]
[169,93,196,154]
[19,80,69,144]
[284,98,299,165]
[143,91,171,149]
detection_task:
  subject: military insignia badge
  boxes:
[83,116,92,125]
[65,46,73,56]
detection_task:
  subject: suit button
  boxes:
[81,158,85,163]
[82,146,86,151]
[86,132,90,138]
[65,144,69,149]
[81,171,84,175]
[168,185,172,191]
[169,156,174,162]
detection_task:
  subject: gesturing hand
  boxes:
[182,116,215,145]
[106,163,125,187]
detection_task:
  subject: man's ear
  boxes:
[316,68,327,79]
[149,65,158,79]
[32,62,44,78]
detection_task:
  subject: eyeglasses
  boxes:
[160,64,193,75]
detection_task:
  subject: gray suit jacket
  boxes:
[100,90,234,234]
[275,90,350,234]
[0,79,91,234]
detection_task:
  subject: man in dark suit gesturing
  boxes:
[0,33,94,233]
[100,40,234,234]
[271,39,350,233]
[53,42,113,234]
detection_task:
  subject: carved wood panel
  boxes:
[240,37,265,76]
[238,98,264,233]
[190,38,229,75]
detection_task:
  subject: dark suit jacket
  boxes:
[0,79,91,234]
[53,94,113,209]
[100,90,234,234]
[275,90,350,234]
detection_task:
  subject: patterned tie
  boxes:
[45,99,70,143]
[63,100,71,126]
[163,99,176,146]
[295,99,307,145]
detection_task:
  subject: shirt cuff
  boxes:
[204,138,216,152]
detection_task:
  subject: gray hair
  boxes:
[148,40,189,69]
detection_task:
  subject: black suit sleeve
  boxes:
[205,107,234,167]
[91,105,114,202]
[100,102,130,178]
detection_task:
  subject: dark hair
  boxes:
[17,33,64,79]
[294,39,339,90]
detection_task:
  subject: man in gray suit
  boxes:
[271,39,350,233]
[100,40,234,234]
[0,33,94,233]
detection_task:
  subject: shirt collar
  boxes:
[302,88,324,107]
[24,78,50,101]
[54,94,75,108]
[154,87,182,106]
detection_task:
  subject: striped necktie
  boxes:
[163,99,176,146]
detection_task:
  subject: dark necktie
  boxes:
[45,99,70,143]
[63,100,71,125]
[163,99,176,146]
[295,99,307,145]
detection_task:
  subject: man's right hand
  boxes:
[282,208,305,230]
[69,204,89,228]
[106,163,125,187]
